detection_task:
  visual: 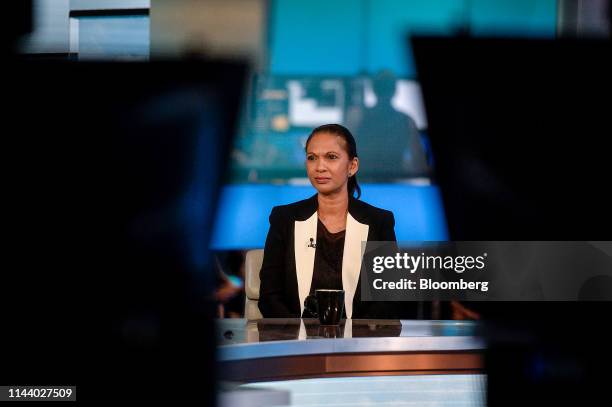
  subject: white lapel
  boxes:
[294,211,318,315]
[342,213,369,319]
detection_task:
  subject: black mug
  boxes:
[304,289,345,325]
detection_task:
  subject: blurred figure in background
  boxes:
[352,70,430,182]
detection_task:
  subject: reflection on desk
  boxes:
[258,319,403,341]
[220,319,479,343]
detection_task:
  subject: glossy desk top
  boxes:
[217,319,485,361]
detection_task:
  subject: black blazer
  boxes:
[258,194,416,319]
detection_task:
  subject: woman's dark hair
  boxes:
[305,123,361,199]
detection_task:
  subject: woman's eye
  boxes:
[307,155,315,161]
[328,155,338,160]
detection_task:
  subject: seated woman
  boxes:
[258,124,412,319]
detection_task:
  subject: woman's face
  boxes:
[306,132,358,196]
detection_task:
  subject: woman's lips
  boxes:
[315,177,331,184]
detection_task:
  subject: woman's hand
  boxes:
[215,274,242,303]
[450,300,481,320]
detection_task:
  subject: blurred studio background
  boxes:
[17,0,611,318]
[6,2,612,405]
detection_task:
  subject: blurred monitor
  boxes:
[230,73,431,183]
[412,36,612,241]
[4,58,247,403]
[412,36,612,405]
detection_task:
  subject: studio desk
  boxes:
[217,319,485,383]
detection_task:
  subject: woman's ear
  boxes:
[350,157,359,176]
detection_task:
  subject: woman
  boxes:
[258,124,407,319]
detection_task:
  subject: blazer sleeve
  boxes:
[379,210,397,242]
[258,206,294,317]
[359,210,405,319]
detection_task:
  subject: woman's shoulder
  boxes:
[349,198,395,225]
[269,194,318,223]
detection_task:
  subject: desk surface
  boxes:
[239,374,487,407]
[218,319,485,362]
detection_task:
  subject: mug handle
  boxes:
[303,295,319,318]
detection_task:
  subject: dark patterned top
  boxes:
[309,218,345,294]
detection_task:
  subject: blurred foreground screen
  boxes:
[413,36,612,405]
[3,58,247,403]
[413,36,612,241]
